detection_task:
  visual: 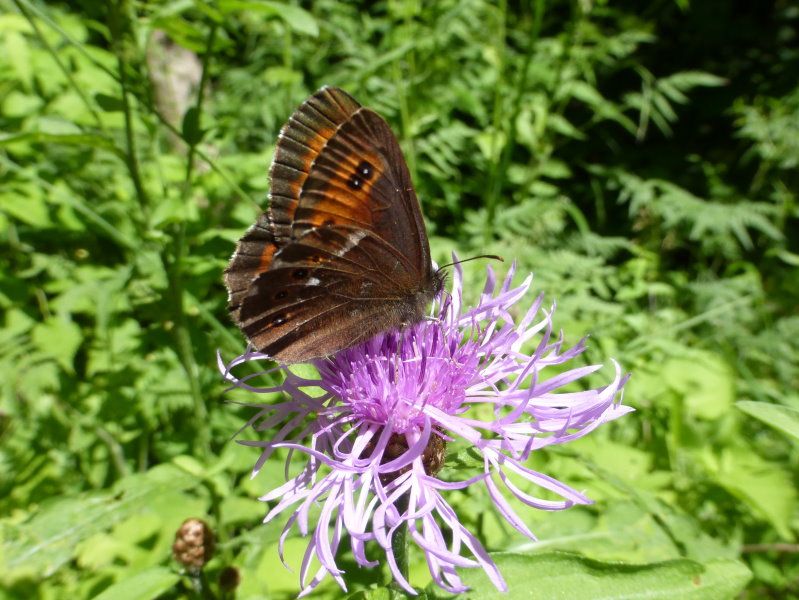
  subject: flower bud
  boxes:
[172,518,215,571]
[218,566,241,593]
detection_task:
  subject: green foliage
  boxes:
[0,0,796,598]
[455,552,751,600]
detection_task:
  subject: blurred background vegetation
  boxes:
[1,0,797,598]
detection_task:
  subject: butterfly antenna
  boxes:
[437,254,504,270]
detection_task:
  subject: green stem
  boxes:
[168,23,219,459]
[389,494,410,593]
[183,24,218,192]
[484,0,546,243]
[107,0,150,223]
[95,426,130,478]
[484,0,507,243]
[188,569,216,600]
[395,61,418,186]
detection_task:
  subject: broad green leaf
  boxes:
[0,90,44,118]
[0,13,34,34]
[217,0,319,36]
[709,447,796,539]
[662,351,734,420]
[94,92,124,112]
[172,454,206,477]
[4,30,32,90]
[92,566,180,600]
[0,465,198,581]
[736,400,799,444]
[219,495,263,524]
[0,192,50,227]
[181,106,203,145]
[31,316,82,372]
[459,553,751,599]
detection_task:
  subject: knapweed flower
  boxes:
[220,262,631,595]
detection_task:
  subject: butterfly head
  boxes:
[431,267,447,298]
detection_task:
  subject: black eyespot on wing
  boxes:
[348,174,362,190]
[275,290,288,300]
[293,268,308,279]
[357,160,373,180]
[272,315,287,327]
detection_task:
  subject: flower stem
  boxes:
[390,494,411,594]
[188,569,216,600]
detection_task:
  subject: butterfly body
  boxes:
[225,87,443,363]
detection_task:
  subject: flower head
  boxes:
[220,261,631,595]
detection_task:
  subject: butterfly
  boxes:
[224,86,444,364]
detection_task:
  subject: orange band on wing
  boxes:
[258,243,277,272]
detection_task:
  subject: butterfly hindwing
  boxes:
[238,227,426,362]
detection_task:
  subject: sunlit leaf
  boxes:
[736,401,799,444]
[217,0,319,36]
[31,316,82,373]
[458,553,751,599]
[92,567,180,600]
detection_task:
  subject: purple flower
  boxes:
[220,261,631,596]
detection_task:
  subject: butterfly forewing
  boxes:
[225,87,443,363]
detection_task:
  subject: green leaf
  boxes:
[0,190,51,227]
[557,81,606,108]
[662,351,734,420]
[4,30,32,90]
[31,317,82,373]
[2,90,44,117]
[0,132,125,159]
[736,400,799,444]
[459,553,751,599]
[172,455,206,477]
[181,106,203,146]
[94,93,124,112]
[710,447,796,539]
[345,588,394,600]
[217,1,319,36]
[548,113,587,140]
[92,566,181,600]
[668,70,727,89]
[0,465,198,581]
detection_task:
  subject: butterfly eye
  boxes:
[293,269,308,279]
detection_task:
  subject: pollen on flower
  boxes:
[220,258,631,596]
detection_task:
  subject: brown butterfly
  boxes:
[224,87,444,363]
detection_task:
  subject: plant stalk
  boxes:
[389,493,411,594]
